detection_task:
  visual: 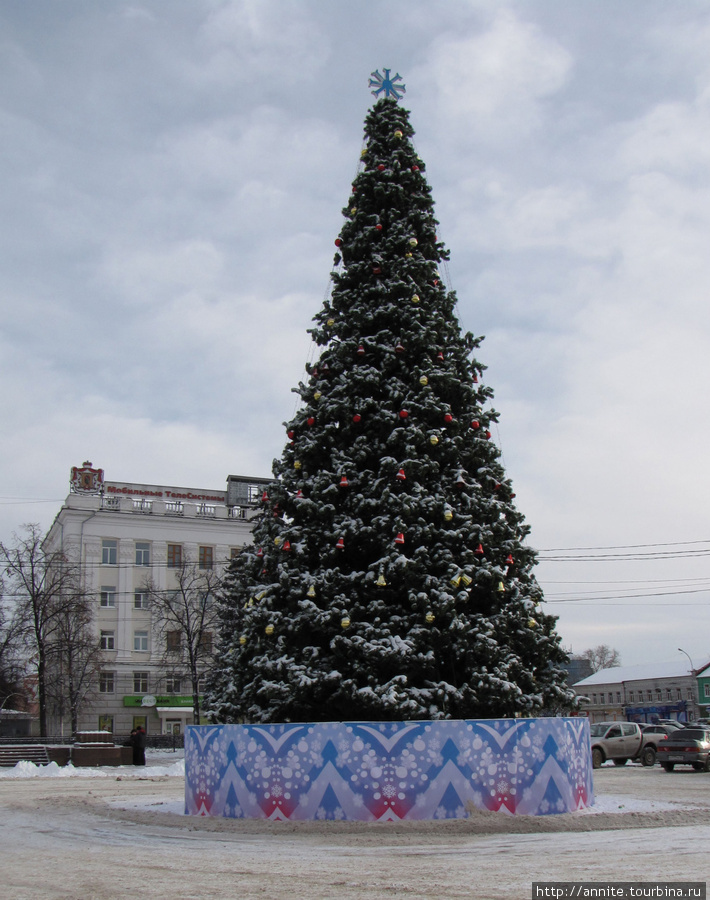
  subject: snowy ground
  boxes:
[1,754,708,899]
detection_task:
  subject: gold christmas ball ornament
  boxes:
[430,434,440,446]
[341,617,351,629]
[419,375,428,386]
[405,252,413,258]
[313,391,321,400]
[326,318,335,327]
[411,294,420,304]
[528,618,538,628]
[274,537,281,546]
[350,207,357,214]
[239,635,247,645]
[409,238,418,247]
[394,130,403,138]
[443,506,453,520]
[294,460,302,470]
[265,624,275,635]
[360,148,367,157]
[425,612,435,624]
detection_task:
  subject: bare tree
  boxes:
[46,596,102,735]
[581,644,621,673]
[143,558,221,725]
[0,524,96,736]
[0,589,26,710]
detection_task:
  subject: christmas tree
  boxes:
[207,73,571,724]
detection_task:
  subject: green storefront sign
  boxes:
[123,695,197,708]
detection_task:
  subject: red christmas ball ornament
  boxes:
[352,413,362,423]
[375,224,383,232]
[335,537,345,550]
[471,420,480,430]
[475,543,484,556]
[396,468,406,481]
[339,475,349,488]
[399,409,409,419]
[307,417,315,426]
[444,413,453,424]
[412,165,419,172]
[510,493,516,499]
[334,238,342,247]
[352,186,357,193]
[485,430,492,439]
[287,430,294,439]
[377,164,386,171]
[282,540,292,552]
[394,532,405,545]
[373,266,381,275]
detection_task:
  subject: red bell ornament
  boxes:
[335,537,345,550]
[339,475,349,488]
[395,343,405,354]
[396,468,406,481]
[357,345,365,356]
[436,351,444,361]
[472,373,479,383]
[256,548,264,558]
[373,266,381,275]
[261,491,269,502]
[394,532,405,545]
[282,540,291,552]
[475,543,484,556]
[506,554,514,565]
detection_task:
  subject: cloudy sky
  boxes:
[2,0,710,670]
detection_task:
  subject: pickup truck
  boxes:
[588,721,657,768]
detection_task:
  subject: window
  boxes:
[135,542,150,566]
[134,630,149,652]
[199,546,213,570]
[591,694,597,704]
[666,689,672,700]
[132,715,147,731]
[647,690,653,702]
[167,544,182,568]
[133,671,149,693]
[167,630,181,653]
[100,630,115,650]
[99,672,115,693]
[629,691,635,703]
[200,631,213,654]
[607,725,621,738]
[230,547,241,559]
[165,675,181,694]
[616,692,621,703]
[98,715,114,733]
[656,689,662,701]
[100,587,116,608]
[102,539,117,565]
[677,688,682,700]
[134,590,148,610]
[687,688,693,700]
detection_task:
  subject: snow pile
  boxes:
[0,759,185,779]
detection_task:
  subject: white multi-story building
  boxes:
[43,463,269,737]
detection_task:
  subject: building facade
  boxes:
[42,463,269,737]
[572,660,707,724]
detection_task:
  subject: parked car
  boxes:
[655,728,710,772]
[656,719,685,730]
[641,724,677,749]
[589,721,657,768]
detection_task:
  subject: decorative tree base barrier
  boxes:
[185,718,592,821]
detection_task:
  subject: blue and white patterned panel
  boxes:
[185,718,593,820]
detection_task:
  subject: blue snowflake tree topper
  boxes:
[368,68,406,101]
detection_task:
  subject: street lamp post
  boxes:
[678,648,696,722]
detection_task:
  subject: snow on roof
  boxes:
[574,658,710,687]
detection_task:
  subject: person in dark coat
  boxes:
[131,726,147,766]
